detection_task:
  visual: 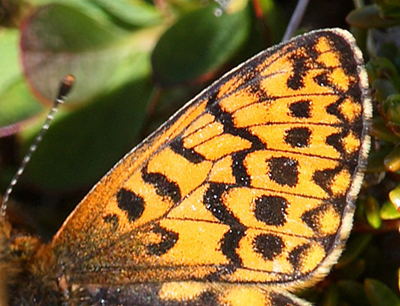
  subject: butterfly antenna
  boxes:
[282,0,310,42]
[1,75,75,220]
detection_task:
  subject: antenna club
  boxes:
[58,75,75,100]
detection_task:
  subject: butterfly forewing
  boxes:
[52,28,371,306]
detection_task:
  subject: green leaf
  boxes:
[20,3,159,105]
[371,80,399,106]
[0,29,44,130]
[371,117,400,143]
[22,67,152,191]
[346,4,400,28]
[365,195,382,229]
[0,29,19,91]
[389,183,400,212]
[376,0,400,19]
[380,200,400,219]
[91,0,163,27]
[367,57,400,91]
[152,5,250,87]
[366,145,391,173]
[0,78,44,133]
[381,95,400,138]
[364,279,400,306]
[384,145,400,172]
[374,0,400,5]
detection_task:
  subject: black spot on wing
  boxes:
[254,195,289,226]
[288,243,310,273]
[301,200,344,238]
[253,234,284,261]
[314,72,331,88]
[318,234,336,254]
[221,228,246,267]
[204,183,244,228]
[270,291,305,306]
[116,188,145,222]
[103,214,119,232]
[204,183,246,269]
[170,137,205,164]
[284,127,312,148]
[326,31,360,77]
[312,166,342,196]
[286,42,320,90]
[231,151,251,187]
[287,56,308,90]
[148,225,179,256]
[267,157,299,187]
[289,100,311,118]
[207,100,265,151]
[203,86,268,188]
[326,131,345,156]
[142,167,181,204]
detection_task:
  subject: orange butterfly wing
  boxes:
[50,28,371,306]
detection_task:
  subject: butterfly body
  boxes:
[1,28,371,306]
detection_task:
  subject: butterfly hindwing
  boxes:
[67,283,312,306]
[49,29,370,306]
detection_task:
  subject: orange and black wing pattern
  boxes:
[52,28,371,306]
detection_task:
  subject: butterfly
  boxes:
[0,28,371,306]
